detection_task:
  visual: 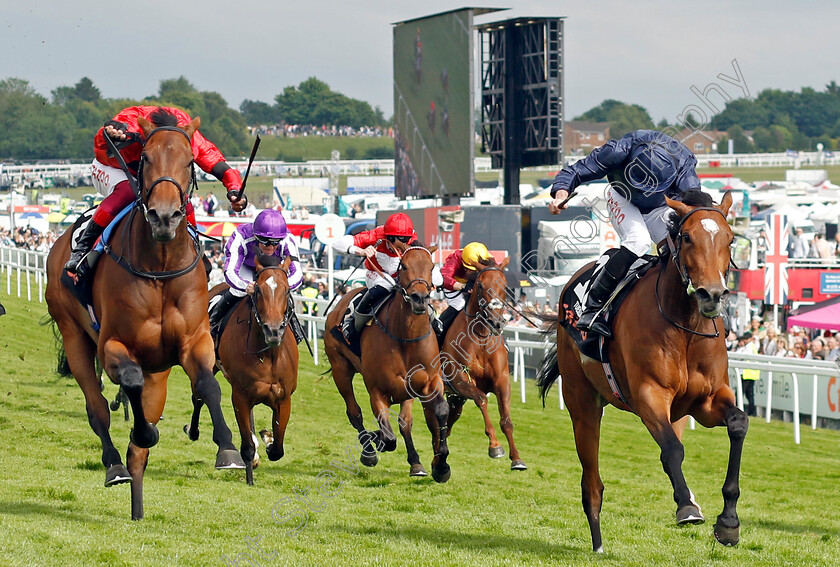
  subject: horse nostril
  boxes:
[147,209,160,223]
[695,288,713,303]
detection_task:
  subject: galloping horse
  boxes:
[45,114,243,520]
[324,242,451,483]
[186,254,298,485]
[536,191,747,551]
[439,257,526,470]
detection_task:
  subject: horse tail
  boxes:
[40,314,72,378]
[532,311,561,408]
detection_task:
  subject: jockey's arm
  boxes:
[222,234,251,294]
[283,237,304,291]
[550,136,634,213]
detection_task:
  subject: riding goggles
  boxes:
[256,236,281,246]
[387,235,412,244]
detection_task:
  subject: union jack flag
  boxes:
[764,214,789,305]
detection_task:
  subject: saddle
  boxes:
[329,290,392,357]
[560,249,660,363]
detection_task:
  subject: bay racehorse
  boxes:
[536,191,747,551]
[45,113,243,520]
[439,257,526,470]
[324,242,451,483]
[186,254,298,485]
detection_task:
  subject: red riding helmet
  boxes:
[383,213,414,238]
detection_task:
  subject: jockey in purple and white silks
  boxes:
[209,209,302,333]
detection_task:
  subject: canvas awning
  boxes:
[787,296,840,332]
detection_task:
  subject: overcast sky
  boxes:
[2,1,836,123]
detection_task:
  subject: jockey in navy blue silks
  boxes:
[548,130,701,337]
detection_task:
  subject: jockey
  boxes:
[64,106,247,277]
[438,242,492,336]
[549,129,701,337]
[208,209,303,334]
[331,212,442,343]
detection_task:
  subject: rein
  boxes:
[463,266,506,337]
[244,265,291,355]
[372,246,435,344]
[656,206,726,338]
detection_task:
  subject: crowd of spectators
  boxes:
[726,315,839,362]
[785,228,840,260]
[248,124,392,139]
[1,226,57,252]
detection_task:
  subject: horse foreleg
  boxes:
[449,372,502,458]
[421,386,451,484]
[182,337,244,470]
[126,370,167,521]
[230,389,257,485]
[63,329,129,486]
[700,394,748,547]
[494,373,526,470]
[637,390,704,526]
[370,393,398,453]
[445,394,466,437]
[183,393,204,442]
[564,375,606,553]
[103,340,158,450]
[267,395,292,463]
[397,400,426,477]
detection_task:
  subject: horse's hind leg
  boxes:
[563,371,607,553]
[370,392,398,453]
[398,400,427,477]
[63,328,130,486]
[183,393,203,441]
[421,387,451,484]
[266,395,292,463]
[637,387,704,525]
[126,370,168,520]
[102,340,159,449]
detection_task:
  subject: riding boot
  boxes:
[209,289,239,336]
[64,221,106,275]
[343,285,388,343]
[436,306,458,347]
[288,301,305,344]
[430,306,444,336]
[577,247,638,338]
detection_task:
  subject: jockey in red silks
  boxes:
[331,212,442,342]
[208,209,303,334]
[64,105,248,276]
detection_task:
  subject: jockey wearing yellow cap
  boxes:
[437,242,492,337]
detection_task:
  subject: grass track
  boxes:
[0,289,839,566]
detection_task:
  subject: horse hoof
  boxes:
[409,463,428,477]
[713,521,740,546]
[260,429,274,445]
[215,449,246,470]
[488,446,506,459]
[432,464,451,484]
[360,452,379,467]
[266,444,285,462]
[109,399,121,411]
[183,424,200,441]
[676,505,705,525]
[130,423,159,449]
[104,464,132,487]
[510,459,528,471]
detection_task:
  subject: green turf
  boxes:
[1,279,839,566]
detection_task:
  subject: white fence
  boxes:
[4,246,838,443]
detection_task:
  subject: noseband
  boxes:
[396,246,435,303]
[464,266,507,336]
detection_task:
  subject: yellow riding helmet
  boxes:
[462,242,490,270]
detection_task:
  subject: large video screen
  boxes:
[393,9,474,199]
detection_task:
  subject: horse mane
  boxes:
[666,189,715,239]
[257,253,281,267]
[465,256,499,283]
[148,107,180,128]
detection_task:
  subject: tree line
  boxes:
[576,81,840,153]
[0,76,385,162]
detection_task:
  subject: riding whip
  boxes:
[236,135,261,200]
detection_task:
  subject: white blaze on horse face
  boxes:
[266,275,278,296]
[700,218,720,239]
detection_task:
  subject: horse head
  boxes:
[665,191,734,318]
[466,256,511,335]
[393,241,437,315]
[252,254,292,347]
[136,114,199,242]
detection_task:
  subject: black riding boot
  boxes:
[436,306,459,347]
[342,285,389,343]
[577,247,638,338]
[209,289,239,335]
[64,221,106,274]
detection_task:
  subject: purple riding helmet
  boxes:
[253,209,288,241]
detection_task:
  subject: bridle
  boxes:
[136,126,198,218]
[243,265,291,354]
[464,266,507,337]
[372,246,435,344]
[656,206,729,338]
[101,125,201,281]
